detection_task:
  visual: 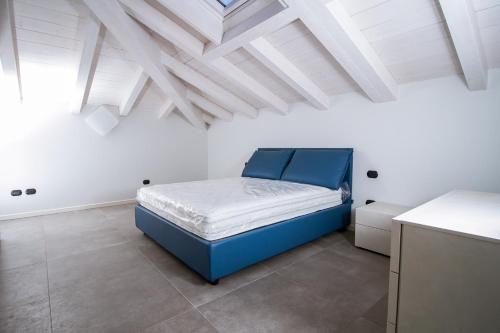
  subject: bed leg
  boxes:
[209,279,219,286]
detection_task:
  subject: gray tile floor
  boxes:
[0,205,389,333]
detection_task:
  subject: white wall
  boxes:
[208,70,500,211]
[0,101,207,217]
[3,69,499,218]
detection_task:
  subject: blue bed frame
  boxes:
[135,148,353,284]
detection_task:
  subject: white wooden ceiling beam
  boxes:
[0,0,22,102]
[82,0,205,129]
[120,69,148,116]
[158,98,175,119]
[210,57,289,114]
[245,37,330,110]
[121,0,288,113]
[199,109,215,126]
[155,0,223,44]
[119,0,272,116]
[186,90,233,121]
[292,0,398,103]
[120,0,204,57]
[70,15,102,114]
[161,51,258,118]
[438,0,488,90]
[203,1,298,61]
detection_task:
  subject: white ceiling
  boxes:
[5,0,500,126]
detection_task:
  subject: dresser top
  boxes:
[395,190,500,243]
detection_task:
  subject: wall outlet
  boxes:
[11,190,22,196]
[26,188,36,195]
[143,179,150,185]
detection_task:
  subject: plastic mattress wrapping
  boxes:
[137,177,344,241]
[341,181,351,203]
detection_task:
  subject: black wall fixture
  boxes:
[26,188,36,195]
[11,190,22,196]
[367,170,378,179]
[366,200,376,205]
[143,179,150,185]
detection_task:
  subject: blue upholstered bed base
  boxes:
[135,202,351,284]
[135,148,353,284]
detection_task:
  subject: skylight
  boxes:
[217,0,238,7]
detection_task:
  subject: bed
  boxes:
[135,148,353,284]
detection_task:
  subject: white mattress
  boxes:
[137,177,343,241]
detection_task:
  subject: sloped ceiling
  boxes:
[2,0,499,129]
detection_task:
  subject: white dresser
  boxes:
[387,190,500,333]
[355,202,410,256]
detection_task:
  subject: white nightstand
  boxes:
[355,202,410,256]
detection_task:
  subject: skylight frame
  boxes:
[203,0,257,19]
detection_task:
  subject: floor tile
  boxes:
[104,210,135,227]
[0,205,392,333]
[137,243,181,268]
[348,274,389,309]
[0,242,46,271]
[49,244,192,333]
[141,309,218,333]
[328,239,390,279]
[42,209,109,233]
[261,242,323,271]
[277,250,365,297]
[362,294,388,327]
[312,230,351,249]
[278,247,388,316]
[140,243,272,307]
[43,210,128,260]
[199,273,356,333]
[343,229,356,243]
[99,204,136,220]
[342,317,385,333]
[0,263,49,310]
[122,228,156,246]
[0,299,51,333]
[45,226,127,261]
[0,219,46,270]
[0,217,45,243]
[47,243,150,290]
[107,214,154,247]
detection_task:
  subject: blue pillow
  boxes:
[242,150,294,180]
[281,149,351,189]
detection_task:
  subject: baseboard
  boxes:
[0,198,137,221]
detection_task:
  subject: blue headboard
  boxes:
[256,148,353,203]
